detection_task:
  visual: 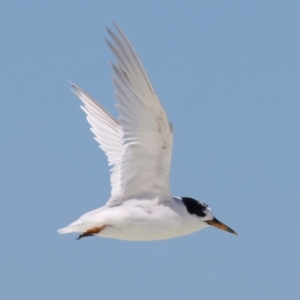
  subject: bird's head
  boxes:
[181,197,237,235]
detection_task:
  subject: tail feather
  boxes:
[58,219,86,234]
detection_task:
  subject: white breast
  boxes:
[93,198,209,241]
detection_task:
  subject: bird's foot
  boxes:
[76,226,106,240]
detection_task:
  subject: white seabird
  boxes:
[58,24,237,241]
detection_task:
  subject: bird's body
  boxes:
[58,23,237,241]
[59,197,212,241]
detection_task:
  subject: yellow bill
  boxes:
[206,218,238,235]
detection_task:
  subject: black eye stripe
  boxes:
[181,197,207,218]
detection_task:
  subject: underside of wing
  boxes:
[105,24,174,205]
[71,84,124,197]
[71,24,174,206]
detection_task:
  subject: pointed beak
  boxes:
[206,217,238,235]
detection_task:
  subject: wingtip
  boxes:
[105,26,111,33]
[69,82,81,96]
[111,21,119,30]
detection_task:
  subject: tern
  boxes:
[58,24,237,241]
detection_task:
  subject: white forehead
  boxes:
[204,206,213,219]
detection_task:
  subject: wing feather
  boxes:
[71,84,123,196]
[106,24,173,205]
[71,24,173,206]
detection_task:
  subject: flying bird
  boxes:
[58,24,237,241]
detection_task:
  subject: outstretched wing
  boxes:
[71,84,124,197]
[72,24,173,206]
[105,24,173,205]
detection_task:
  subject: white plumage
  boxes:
[58,23,237,241]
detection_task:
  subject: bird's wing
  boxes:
[105,23,173,205]
[71,24,173,206]
[71,84,124,197]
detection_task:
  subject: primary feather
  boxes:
[74,23,173,206]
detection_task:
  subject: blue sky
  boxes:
[1,1,299,299]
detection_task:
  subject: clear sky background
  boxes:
[1,1,299,299]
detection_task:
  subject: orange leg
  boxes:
[76,225,106,240]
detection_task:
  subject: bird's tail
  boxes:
[58,219,87,234]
